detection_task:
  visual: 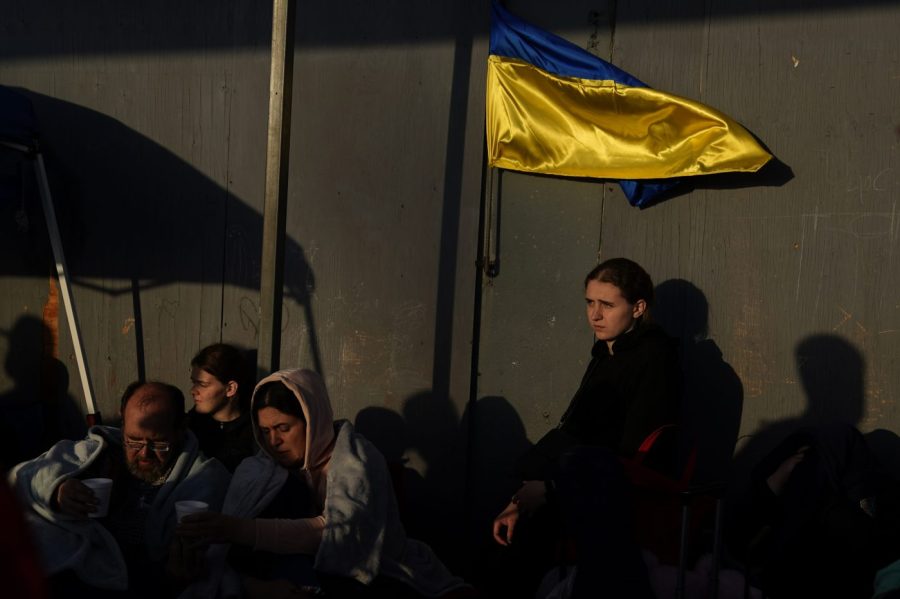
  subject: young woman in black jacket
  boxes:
[491,258,681,598]
[186,343,256,472]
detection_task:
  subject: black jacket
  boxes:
[187,409,256,472]
[517,323,682,480]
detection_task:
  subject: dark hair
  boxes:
[584,258,655,322]
[252,380,306,424]
[191,343,250,409]
[120,381,186,427]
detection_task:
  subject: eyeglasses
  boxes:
[124,439,171,453]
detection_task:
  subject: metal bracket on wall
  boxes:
[483,167,501,278]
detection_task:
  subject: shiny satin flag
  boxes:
[487,1,772,206]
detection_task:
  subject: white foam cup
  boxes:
[81,478,113,518]
[175,500,209,523]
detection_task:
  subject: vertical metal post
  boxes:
[710,497,724,599]
[34,153,99,424]
[676,500,691,599]
[258,0,296,374]
[483,167,500,277]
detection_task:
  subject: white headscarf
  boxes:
[251,368,336,474]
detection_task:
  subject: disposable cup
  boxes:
[175,500,209,523]
[81,478,113,518]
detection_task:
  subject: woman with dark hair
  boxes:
[177,369,466,598]
[491,258,682,598]
[186,343,255,472]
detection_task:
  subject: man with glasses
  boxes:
[10,381,231,597]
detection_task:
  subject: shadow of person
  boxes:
[462,395,533,534]
[724,336,878,597]
[459,395,533,589]
[0,315,85,470]
[353,406,424,527]
[654,279,744,484]
[400,391,465,568]
[731,334,866,482]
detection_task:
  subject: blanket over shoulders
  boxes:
[195,420,465,598]
[9,426,230,590]
[317,420,465,596]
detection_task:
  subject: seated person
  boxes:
[9,381,231,597]
[187,343,256,472]
[728,423,900,599]
[177,368,467,598]
[491,258,681,599]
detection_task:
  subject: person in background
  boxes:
[187,343,256,472]
[10,381,230,597]
[729,424,900,598]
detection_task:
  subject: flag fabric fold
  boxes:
[487,1,772,207]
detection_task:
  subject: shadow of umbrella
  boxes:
[0,87,322,407]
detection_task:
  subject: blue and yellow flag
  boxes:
[487,1,772,206]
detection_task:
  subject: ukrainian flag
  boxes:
[487,1,772,206]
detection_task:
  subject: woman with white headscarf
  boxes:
[178,369,466,598]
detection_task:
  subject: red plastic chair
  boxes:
[556,426,724,599]
[623,425,724,599]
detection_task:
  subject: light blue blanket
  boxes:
[9,426,230,590]
[186,420,465,598]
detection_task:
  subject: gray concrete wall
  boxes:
[0,0,487,566]
[475,0,900,503]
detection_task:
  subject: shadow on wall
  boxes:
[0,315,85,470]
[353,393,532,580]
[0,0,892,61]
[354,391,466,571]
[460,395,533,579]
[353,406,422,523]
[0,89,322,381]
[654,279,744,484]
[731,334,866,482]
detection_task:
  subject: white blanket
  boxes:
[9,426,230,590]
[191,420,465,598]
[318,421,465,597]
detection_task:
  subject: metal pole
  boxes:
[33,153,100,424]
[258,0,296,374]
[676,500,691,599]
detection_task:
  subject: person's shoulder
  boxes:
[185,408,212,428]
[226,411,254,434]
[631,324,679,359]
[231,451,274,481]
[89,425,121,441]
[334,420,388,468]
[48,425,117,454]
[186,447,231,483]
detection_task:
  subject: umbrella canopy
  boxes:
[0,85,37,149]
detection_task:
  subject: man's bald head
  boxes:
[120,381,186,483]
[120,381,186,429]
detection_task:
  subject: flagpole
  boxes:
[258,0,296,375]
